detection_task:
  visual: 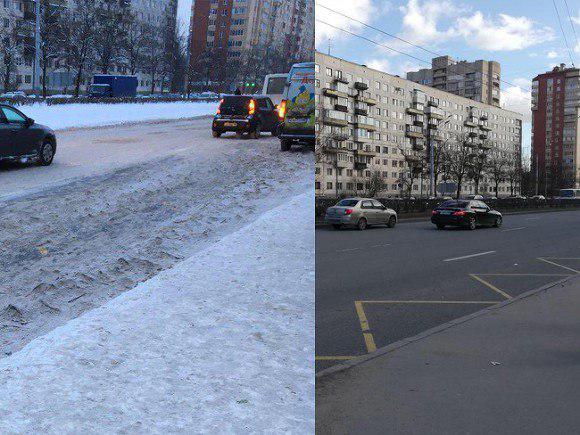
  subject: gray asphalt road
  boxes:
[316,210,580,371]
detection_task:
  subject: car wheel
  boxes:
[387,216,396,228]
[357,218,368,231]
[212,130,221,138]
[332,224,341,230]
[280,139,291,151]
[436,224,445,230]
[38,140,55,166]
[468,217,476,230]
[251,123,261,139]
[494,216,502,228]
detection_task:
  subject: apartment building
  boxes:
[1,0,177,94]
[407,55,501,107]
[531,64,580,192]
[187,0,313,83]
[315,52,523,198]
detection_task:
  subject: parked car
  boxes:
[325,198,397,231]
[212,95,280,139]
[465,194,484,200]
[0,104,57,166]
[431,200,502,230]
[532,195,546,200]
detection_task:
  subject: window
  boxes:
[1,107,26,123]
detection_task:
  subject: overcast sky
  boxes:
[178,0,193,30]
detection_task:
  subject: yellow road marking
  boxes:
[363,333,377,353]
[315,356,355,361]
[361,300,500,305]
[538,258,580,274]
[470,274,513,299]
[355,301,377,353]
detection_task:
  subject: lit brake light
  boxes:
[248,99,256,115]
[345,209,353,215]
[278,100,287,120]
[452,210,467,216]
[432,210,439,215]
[217,98,224,115]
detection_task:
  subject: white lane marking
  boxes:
[502,227,526,232]
[338,248,360,253]
[525,217,540,221]
[337,243,391,253]
[370,243,391,248]
[443,251,496,262]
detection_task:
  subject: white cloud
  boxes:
[455,12,555,51]
[572,10,580,25]
[502,78,531,122]
[315,0,375,46]
[575,42,580,54]
[547,51,558,58]
[365,58,421,77]
[398,0,459,46]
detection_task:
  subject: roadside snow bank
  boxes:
[16,101,218,130]
[0,190,314,433]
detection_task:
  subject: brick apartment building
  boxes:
[186,0,313,87]
[316,52,523,198]
[407,55,501,107]
[531,64,580,193]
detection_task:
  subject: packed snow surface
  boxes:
[0,191,314,433]
[15,101,218,130]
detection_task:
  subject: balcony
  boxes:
[333,76,349,85]
[431,131,445,141]
[479,132,488,140]
[425,106,444,119]
[355,120,377,131]
[355,145,377,156]
[413,141,426,151]
[354,107,368,116]
[334,103,348,112]
[480,113,488,120]
[406,125,424,139]
[353,131,373,143]
[479,122,492,131]
[322,110,348,127]
[479,142,492,151]
[354,81,369,91]
[413,115,425,126]
[355,94,377,106]
[468,130,478,138]
[464,117,478,127]
[323,87,348,99]
[354,161,368,170]
[428,98,439,107]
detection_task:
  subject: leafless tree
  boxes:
[487,152,509,198]
[447,133,476,199]
[38,0,65,97]
[93,0,129,74]
[368,166,387,197]
[0,21,22,92]
[61,0,98,96]
[504,152,522,196]
[141,22,165,93]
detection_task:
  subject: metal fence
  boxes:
[315,197,580,218]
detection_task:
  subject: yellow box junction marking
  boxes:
[354,301,377,353]
[470,274,513,299]
[538,258,580,274]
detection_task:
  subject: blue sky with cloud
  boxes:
[316,0,580,157]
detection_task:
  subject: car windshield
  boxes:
[439,200,469,209]
[336,199,359,207]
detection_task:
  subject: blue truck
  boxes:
[88,75,138,98]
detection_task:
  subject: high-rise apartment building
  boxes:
[531,64,580,193]
[407,55,501,107]
[316,52,523,198]
[187,0,313,85]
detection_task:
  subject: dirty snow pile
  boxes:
[0,191,314,433]
[16,101,218,130]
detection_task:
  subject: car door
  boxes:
[264,98,279,131]
[1,106,35,156]
[478,201,494,225]
[372,200,388,223]
[360,200,376,224]
[257,98,274,131]
[0,109,14,158]
[471,201,489,225]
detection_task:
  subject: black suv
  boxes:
[0,104,57,166]
[212,95,280,139]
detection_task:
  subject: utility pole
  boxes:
[33,0,41,94]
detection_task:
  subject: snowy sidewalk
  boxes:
[0,191,314,434]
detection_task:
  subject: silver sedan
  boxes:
[324,198,397,230]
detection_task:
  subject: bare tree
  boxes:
[38,0,65,97]
[487,152,509,198]
[504,153,522,196]
[468,142,490,195]
[93,0,129,75]
[0,22,22,92]
[141,22,165,93]
[368,166,387,197]
[447,133,476,199]
[61,0,98,96]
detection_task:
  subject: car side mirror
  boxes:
[25,118,34,127]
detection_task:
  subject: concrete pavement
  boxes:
[317,274,580,434]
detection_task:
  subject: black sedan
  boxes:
[212,95,280,139]
[431,200,502,230]
[0,104,57,166]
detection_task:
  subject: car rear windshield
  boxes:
[439,200,469,209]
[336,199,359,207]
[219,96,252,115]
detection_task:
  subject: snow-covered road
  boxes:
[0,118,313,357]
[0,191,314,433]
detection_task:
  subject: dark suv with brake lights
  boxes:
[431,200,502,230]
[0,104,57,166]
[212,95,280,139]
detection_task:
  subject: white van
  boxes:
[262,73,289,107]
